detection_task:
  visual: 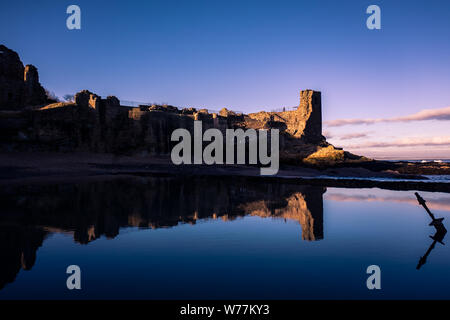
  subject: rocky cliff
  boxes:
[0,45,48,110]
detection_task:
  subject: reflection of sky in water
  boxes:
[0,181,449,300]
[325,188,450,213]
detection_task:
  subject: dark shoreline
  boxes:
[112,172,450,193]
[0,152,449,193]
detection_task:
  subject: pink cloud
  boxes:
[337,132,370,140]
[344,136,450,149]
[325,106,450,127]
[326,193,450,212]
[322,130,333,139]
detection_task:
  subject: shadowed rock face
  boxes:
[297,90,322,143]
[0,45,24,109]
[23,65,47,107]
[0,45,47,110]
[0,176,326,289]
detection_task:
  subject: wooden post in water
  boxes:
[415,192,444,226]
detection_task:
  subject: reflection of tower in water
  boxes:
[241,187,325,241]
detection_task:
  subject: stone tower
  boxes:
[24,64,47,106]
[296,89,323,143]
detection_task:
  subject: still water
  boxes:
[0,176,449,299]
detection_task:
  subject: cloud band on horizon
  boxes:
[325,106,450,127]
[343,136,450,149]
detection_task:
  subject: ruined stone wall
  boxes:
[2,90,234,154]
[24,65,47,107]
[127,108,229,155]
[297,89,322,143]
[247,89,323,143]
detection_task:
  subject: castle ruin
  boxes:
[0,44,362,166]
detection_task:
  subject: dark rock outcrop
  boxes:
[0,45,47,110]
[0,45,25,109]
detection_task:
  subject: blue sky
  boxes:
[1,0,450,158]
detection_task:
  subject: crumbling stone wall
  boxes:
[3,89,232,154]
[247,89,323,143]
[297,89,322,143]
[23,65,47,107]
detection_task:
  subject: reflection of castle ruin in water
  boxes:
[0,176,325,289]
[237,190,323,241]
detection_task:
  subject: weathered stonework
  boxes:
[23,65,47,107]
[297,90,322,142]
[74,90,94,108]
[247,89,323,143]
